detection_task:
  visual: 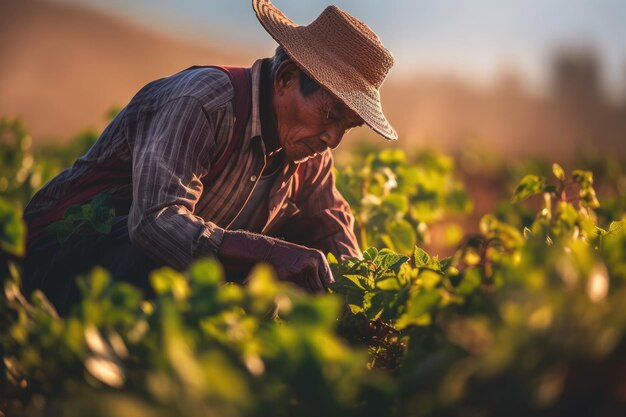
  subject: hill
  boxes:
[1,0,624,159]
[0,0,255,141]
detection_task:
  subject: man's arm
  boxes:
[281,150,362,261]
[128,96,224,270]
[128,96,333,292]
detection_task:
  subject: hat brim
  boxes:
[253,0,398,140]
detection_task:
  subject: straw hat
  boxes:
[252,0,398,140]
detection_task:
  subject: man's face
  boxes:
[273,64,363,164]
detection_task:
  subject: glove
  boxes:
[217,230,334,293]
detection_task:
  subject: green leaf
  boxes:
[0,198,26,257]
[189,258,224,286]
[247,264,279,305]
[405,290,441,318]
[90,192,111,208]
[30,290,60,317]
[363,247,379,261]
[385,219,416,255]
[79,266,111,299]
[378,148,406,165]
[343,286,367,309]
[420,270,441,290]
[347,304,364,314]
[512,175,546,202]
[444,223,464,246]
[388,255,410,273]
[382,193,409,213]
[109,283,142,312]
[376,249,410,272]
[376,277,400,291]
[45,221,73,243]
[81,204,93,218]
[580,187,600,208]
[289,296,342,328]
[367,292,392,319]
[150,267,189,302]
[456,268,482,296]
[608,221,624,234]
[552,163,565,181]
[341,274,367,290]
[327,252,338,265]
[440,257,453,272]
[91,215,113,234]
[445,187,472,213]
[555,201,579,232]
[572,169,593,189]
[414,246,431,267]
[64,205,83,221]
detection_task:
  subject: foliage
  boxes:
[0,118,38,205]
[0,199,26,259]
[0,117,98,209]
[46,193,116,246]
[2,262,393,417]
[335,148,471,254]
[2,118,626,416]
[330,163,626,416]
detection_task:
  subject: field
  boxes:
[2,116,626,416]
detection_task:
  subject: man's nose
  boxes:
[320,126,344,149]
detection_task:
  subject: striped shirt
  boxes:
[24,59,361,270]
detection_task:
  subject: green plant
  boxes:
[3,116,626,416]
[335,148,471,254]
[45,193,116,247]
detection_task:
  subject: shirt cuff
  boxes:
[195,221,225,258]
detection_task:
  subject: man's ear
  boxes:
[274,60,300,96]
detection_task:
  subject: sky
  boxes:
[55,0,626,95]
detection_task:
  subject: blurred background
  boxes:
[1,0,625,159]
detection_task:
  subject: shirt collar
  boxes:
[249,59,296,179]
[249,58,281,155]
[259,59,281,154]
[248,59,264,140]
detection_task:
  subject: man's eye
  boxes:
[326,111,340,122]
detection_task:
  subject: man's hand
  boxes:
[217,230,334,293]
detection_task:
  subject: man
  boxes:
[22,0,397,313]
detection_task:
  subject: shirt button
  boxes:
[250,175,257,182]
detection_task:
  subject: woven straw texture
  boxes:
[252,0,398,140]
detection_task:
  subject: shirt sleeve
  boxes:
[128,96,225,270]
[284,150,362,261]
